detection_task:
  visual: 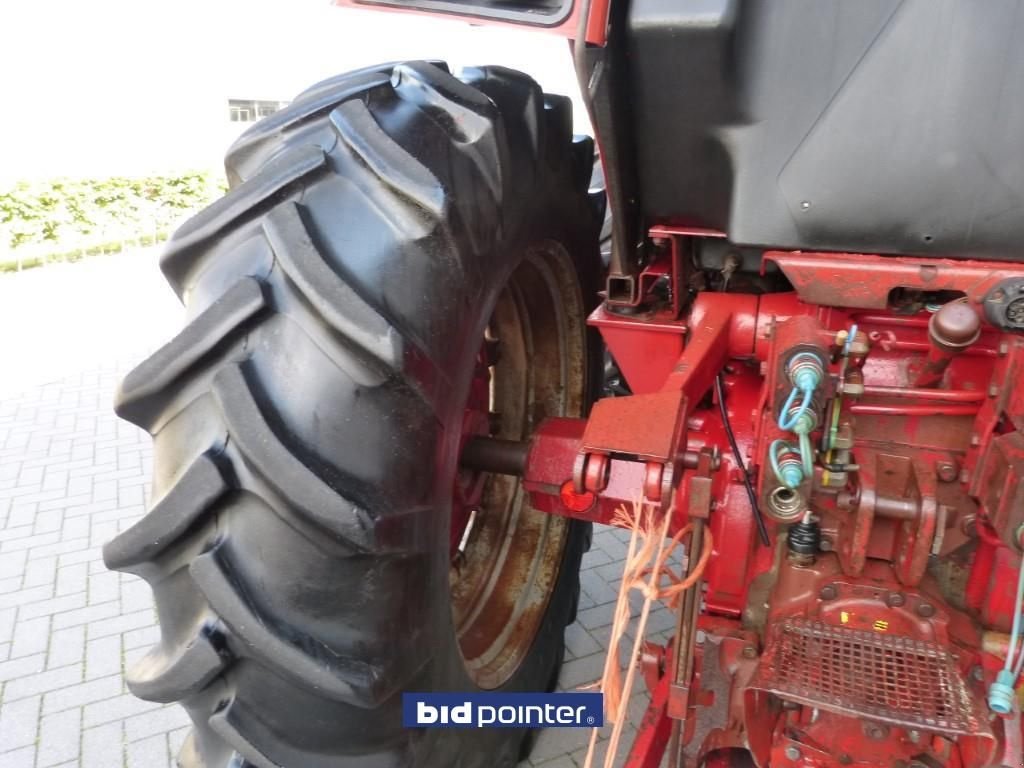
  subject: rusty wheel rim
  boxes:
[450,242,587,690]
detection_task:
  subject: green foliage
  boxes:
[0,171,226,270]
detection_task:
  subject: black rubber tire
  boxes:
[104,62,600,768]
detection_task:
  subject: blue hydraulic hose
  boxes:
[1006,561,1024,674]
[989,556,1024,713]
[798,431,814,478]
[778,386,813,432]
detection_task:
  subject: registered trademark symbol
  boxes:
[586,716,595,725]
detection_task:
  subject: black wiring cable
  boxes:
[715,373,771,547]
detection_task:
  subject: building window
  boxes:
[228,99,287,122]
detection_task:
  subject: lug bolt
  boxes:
[885,592,906,608]
[819,584,838,601]
[863,721,889,740]
[916,602,936,618]
[785,745,802,761]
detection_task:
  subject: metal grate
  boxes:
[752,617,988,734]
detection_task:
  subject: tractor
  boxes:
[103,1,1024,766]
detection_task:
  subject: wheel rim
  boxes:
[450,241,588,690]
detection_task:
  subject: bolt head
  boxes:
[863,721,889,740]
[885,592,906,608]
[785,745,802,761]
[742,645,758,659]
[819,584,838,601]
[935,461,958,483]
[916,602,936,618]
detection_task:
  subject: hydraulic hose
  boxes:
[715,374,770,547]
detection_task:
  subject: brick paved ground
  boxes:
[0,250,671,767]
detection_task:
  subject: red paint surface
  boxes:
[521,240,1024,767]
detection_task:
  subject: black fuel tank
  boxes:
[627,0,1024,260]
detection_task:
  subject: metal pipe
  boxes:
[849,403,980,417]
[853,314,931,328]
[873,495,919,521]
[860,384,985,403]
[667,519,705,768]
[460,436,529,476]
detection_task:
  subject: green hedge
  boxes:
[0,171,227,271]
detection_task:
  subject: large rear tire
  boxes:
[104,62,601,767]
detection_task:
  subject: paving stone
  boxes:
[85,635,123,680]
[576,603,614,632]
[0,550,27,579]
[56,563,88,597]
[564,623,602,660]
[558,652,606,691]
[83,693,163,729]
[0,694,41,751]
[531,721,595,763]
[47,625,86,669]
[51,600,121,631]
[36,708,81,767]
[87,609,155,641]
[81,721,124,768]
[19,593,87,622]
[10,614,50,658]
[4,663,82,701]
[125,733,169,768]
[124,705,190,743]
[0,745,37,768]
[0,652,46,683]
[531,756,576,768]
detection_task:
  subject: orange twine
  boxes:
[581,499,713,768]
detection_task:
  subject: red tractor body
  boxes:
[328,2,1024,765]
[109,3,1024,766]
